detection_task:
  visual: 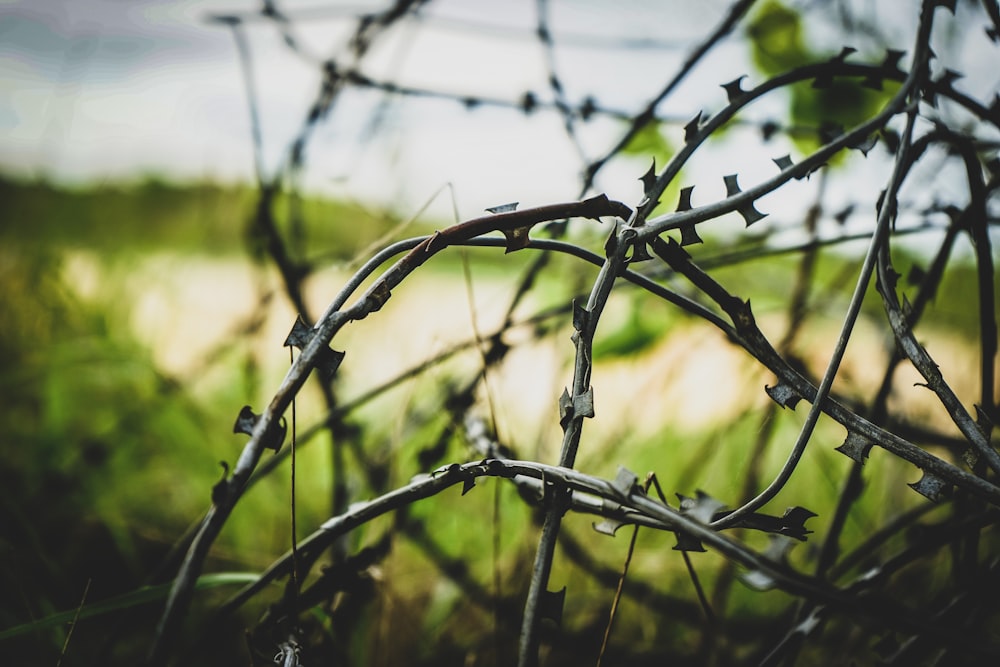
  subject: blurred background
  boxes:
[1,0,998,665]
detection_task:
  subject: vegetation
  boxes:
[0,176,415,258]
[2,1,999,666]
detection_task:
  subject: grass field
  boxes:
[0,174,994,665]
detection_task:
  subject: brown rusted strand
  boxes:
[411,194,631,262]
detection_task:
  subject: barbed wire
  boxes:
[148,1,1000,665]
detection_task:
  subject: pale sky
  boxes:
[0,0,778,215]
[1,0,997,222]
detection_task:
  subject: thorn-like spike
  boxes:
[539,588,566,625]
[772,155,794,172]
[721,75,748,103]
[679,224,703,247]
[284,315,345,378]
[501,225,532,253]
[233,406,285,452]
[283,314,312,348]
[765,383,801,409]
[485,202,519,214]
[672,532,706,552]
[684,111,703,143]
[611,467,639,498]
[834,204,854,225]
[834,46,857,63]
[320,349,346,378]
[461,476,476,495]
[593,519,626,536]
[629,239,654,263]
[572,300,590,334]
[640,159,657,195]
[233,405,259,436]
[935,68,963,88]
[558,388,573,428]
[574,388,596,419]
[778,507,817,539]
[676,186,694,212]
[835,431,872,463]
[760,120,779,142]
[865,48,903,87]
[723,174,741,198]
[723,174,768,226]
[908,471,951,502]
[268,418,288,452]
[679,490,727,523]
[882,49,907,72]
[851,134,879,157]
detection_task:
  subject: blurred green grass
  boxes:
[0,174,414,662]
[0,173,993,664]
[0,173,423,259]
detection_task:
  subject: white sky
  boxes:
[1,0,997,223]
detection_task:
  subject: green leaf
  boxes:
[747,1,897,157]
[746,0,809,77]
